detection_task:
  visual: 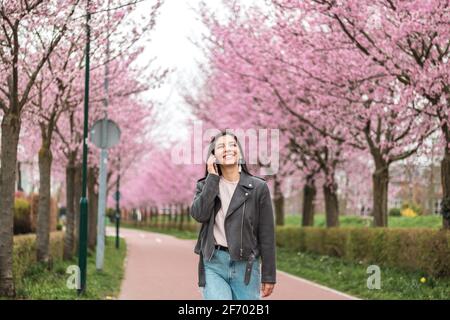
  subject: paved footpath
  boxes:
[110,227,358,300]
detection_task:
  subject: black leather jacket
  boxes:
[191,171,276,287]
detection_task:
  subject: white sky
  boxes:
[133,0,217,146]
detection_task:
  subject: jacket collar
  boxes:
[237,171,255,190]
[219,171,254,219]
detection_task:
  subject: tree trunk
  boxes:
[274,177,284,226]
[372,163,389,227]
[173,204,178,227]
[302,177,316,227]
[36,143,52,264]
[167,206,171,228]
[0,113,20,297]
[425,164,435,215]
[88,167,98,250]
[440,151,450,230]
[323,182,339,227]
[179,204,184,230]
[63,153,76,260]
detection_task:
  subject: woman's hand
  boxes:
[207,154,219,176]
[261,283,275,298]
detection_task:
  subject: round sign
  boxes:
[90,118,121,149]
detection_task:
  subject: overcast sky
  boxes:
[132,0,215,146]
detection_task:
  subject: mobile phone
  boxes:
[213,159,219,174]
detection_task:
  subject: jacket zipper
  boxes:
[240,201,246,260]
[208,196,222,261]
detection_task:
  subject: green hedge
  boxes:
[13,232,64,282]
[276,226,450,278]
[14,197,32,234]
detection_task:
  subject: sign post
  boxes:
[90,118,121,269]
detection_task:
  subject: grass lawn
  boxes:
[284,214,442,228]
[14,236,126,300]
[277,247,450,300]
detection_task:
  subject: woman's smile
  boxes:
[221,152,237,164]
[223,153,236,160]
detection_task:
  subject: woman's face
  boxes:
[214,135,240,166]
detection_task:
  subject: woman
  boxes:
[191,131,276,300]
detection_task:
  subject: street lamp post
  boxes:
[78,0,91,295]
[115,155,121,249]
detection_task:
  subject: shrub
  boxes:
[106,208,116,223]
[29,193,39,232]
[276,226,450,278]
[401,207,417,217]
[401,202,423,216]
[411,202,423,216]
[13,232,64,284]
[322,228,348,257]
[276,226,301,251]
[23,193,58,232]
[14,197,32,234]
[389,207,401,217]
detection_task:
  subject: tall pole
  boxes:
[96,0,111,271]
[115,155,121,249]
[17,161,23,192]
[78,0,91,295]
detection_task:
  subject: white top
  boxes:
[213,176,239,247]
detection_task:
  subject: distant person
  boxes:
[191,131,276,300]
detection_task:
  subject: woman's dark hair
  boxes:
[202,130,252,178]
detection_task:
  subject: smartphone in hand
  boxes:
[213,159,219,174]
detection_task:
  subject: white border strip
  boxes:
[276,270,362,300]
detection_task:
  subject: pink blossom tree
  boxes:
[191,0,439,228]
[281,0,449,228]
[0,0,79,297]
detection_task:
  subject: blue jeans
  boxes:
[202,249,261,300]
